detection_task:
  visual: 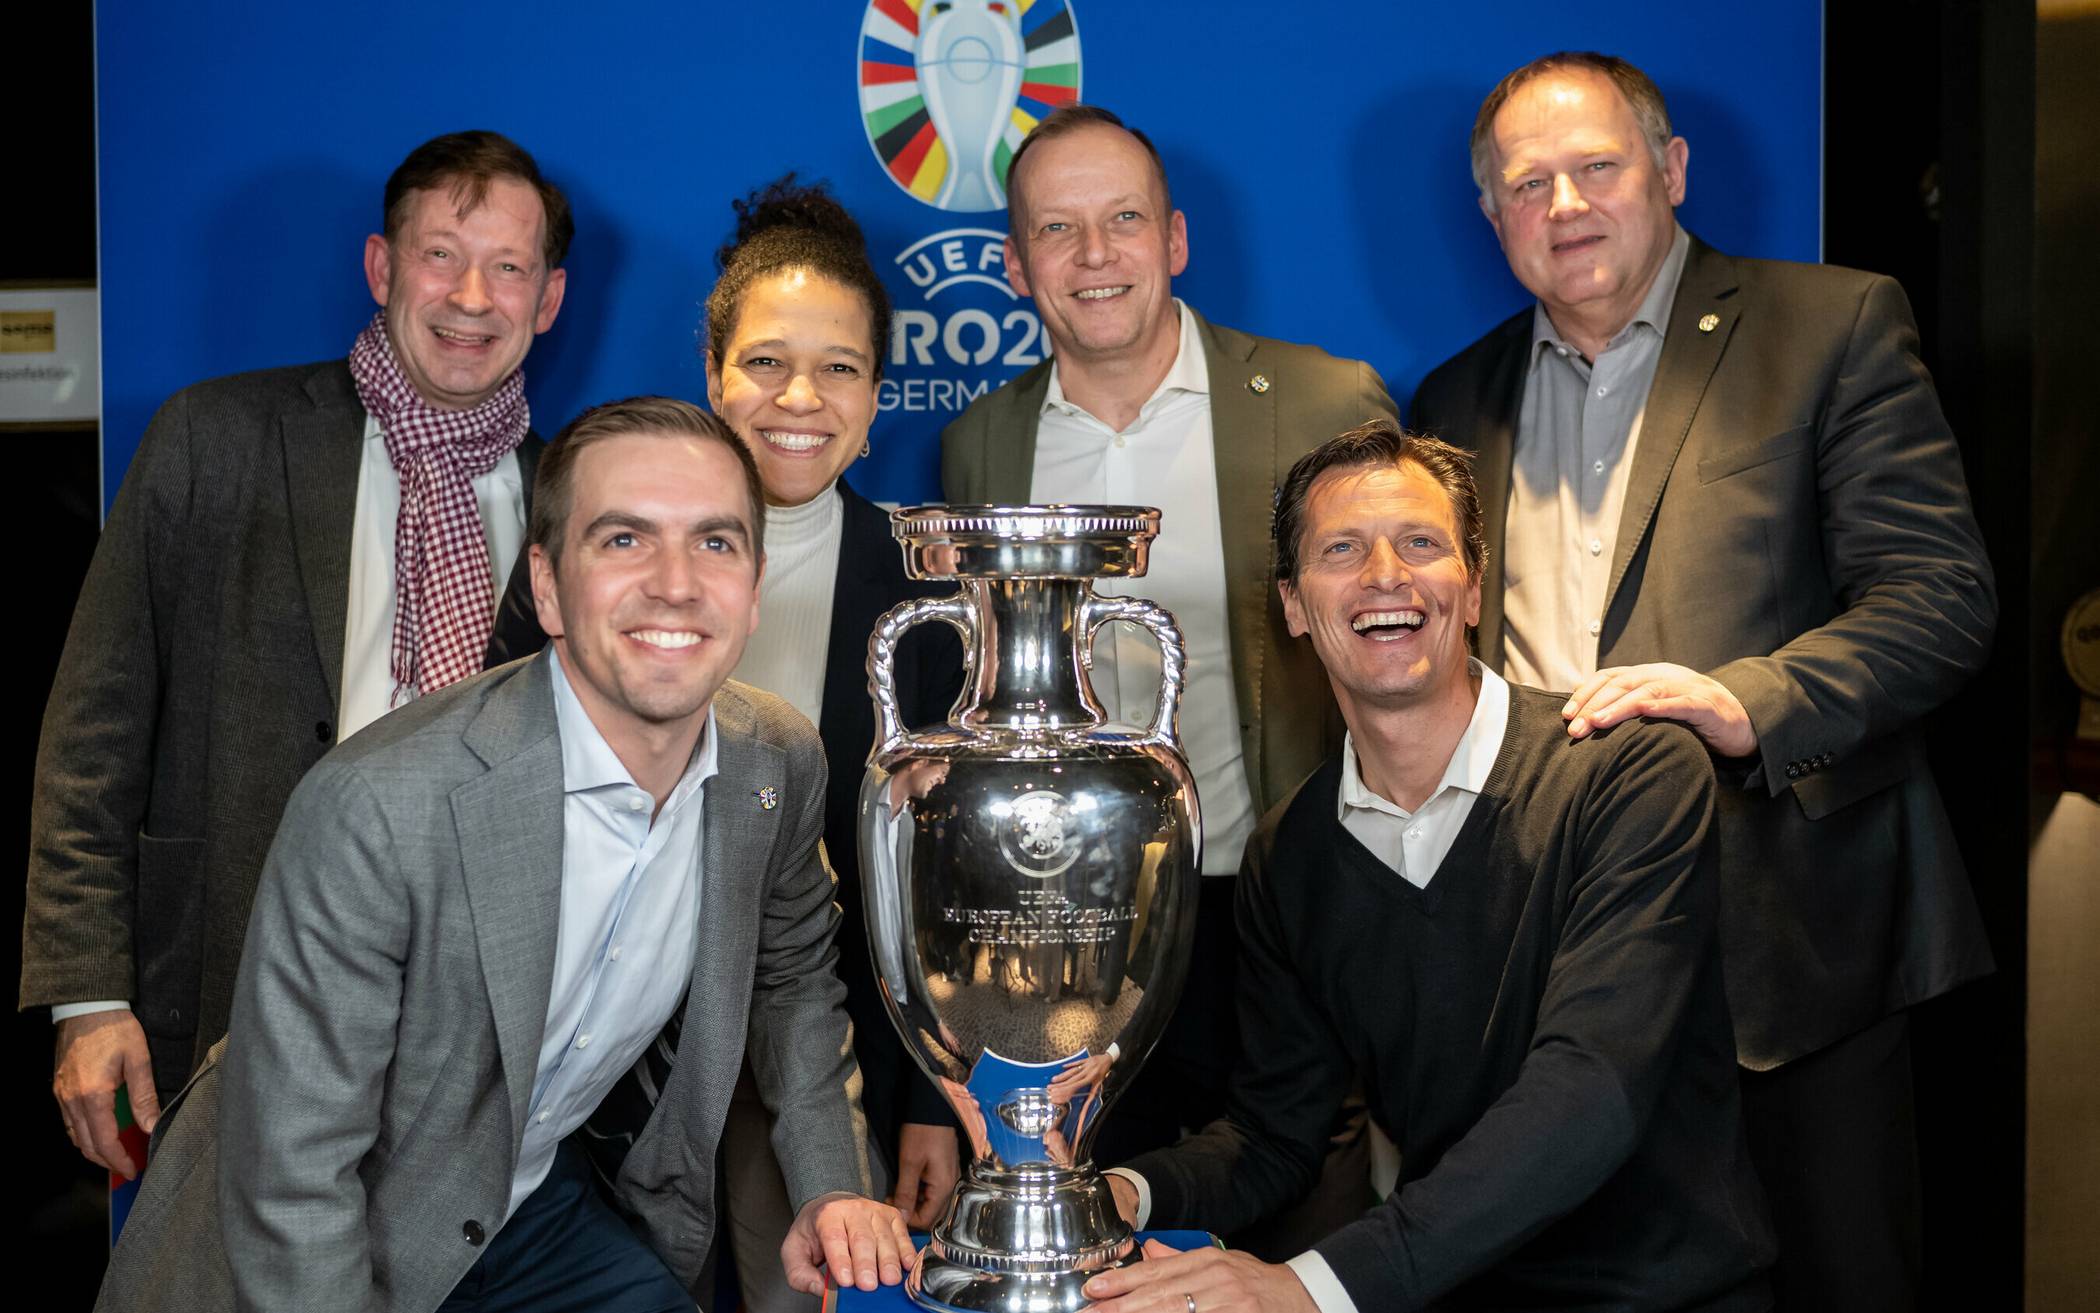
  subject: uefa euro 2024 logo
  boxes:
[858,0,1082,213]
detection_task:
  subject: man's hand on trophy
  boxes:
[781,1192,915,1295]
[891,1120,962,1228]
[1083,1239,1319,1313]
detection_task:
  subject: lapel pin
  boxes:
[1698,313,1720,333]
[755,786,779,811]
[1248,374,1270,394]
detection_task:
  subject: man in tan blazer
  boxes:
[940,106,1394,1242]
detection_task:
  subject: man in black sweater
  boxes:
[1083,421,1773,1312]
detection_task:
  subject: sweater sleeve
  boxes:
[1120,821,1356,1235]
[1311,725,1721,1309]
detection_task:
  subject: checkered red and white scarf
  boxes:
[348,311,530,704]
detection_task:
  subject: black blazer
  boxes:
[487,477,965,1148]
[1411,237,1996,1068]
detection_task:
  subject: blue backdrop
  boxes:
[94,1,1821,510]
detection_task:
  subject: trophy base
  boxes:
[904,1168,1141,1313]
[907,1245,1140,1313]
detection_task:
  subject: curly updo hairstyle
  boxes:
[704,174,891,379]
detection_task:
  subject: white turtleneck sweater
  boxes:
[732,487,844,729]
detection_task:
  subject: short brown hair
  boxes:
[530,397,764,570]
[383,130,575,270]
[1273,420,1488,585]
[1470,52,1674,211]
[1004,105,1173,238]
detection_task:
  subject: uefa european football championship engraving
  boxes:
[861,505,1201,1313]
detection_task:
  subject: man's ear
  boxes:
[363,234,393,308]
[1662,135,1690,207]
[529,543,565,640]
[1279,577,1309,639]
[533,266,567,334]
[1004,236,1031,298]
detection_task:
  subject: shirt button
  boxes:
[1556,346,1569,357]
[575,1034,591,1049]
[1405,828,1422,841]
[1592,460,1605,475]
[1588,620,1601,636]
[1112,435,1126,448]
[538,1110,550,1123]
[1596,385,1609,397]
[609,946,622,962]
[1588,539,1603,555]
[628,796,646,812]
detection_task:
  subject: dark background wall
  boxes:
[14,2,2080,1306]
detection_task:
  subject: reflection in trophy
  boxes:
[862,506,1201,1312]
[915,2,1026,212]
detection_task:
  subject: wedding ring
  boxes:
[1184,1295,1198,1313]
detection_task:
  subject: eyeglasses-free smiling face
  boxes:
[1280,460,1482,718]
[363,175,566,410]
[530,433,763,752]
[707,268,878,508]
[1481,68,1686,344]
[1003,123,1188,368]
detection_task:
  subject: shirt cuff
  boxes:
[52,1000,130,1023]
[1285,1251,1361,1313]
[1102,1167,1151,1229]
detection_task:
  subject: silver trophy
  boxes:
[861,505,1201,1313]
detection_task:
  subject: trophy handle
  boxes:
[867,594,977,761]
[1079,594,1188,747]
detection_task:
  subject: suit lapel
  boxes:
[659,689,781,1114]
[281,364,367,705]
[452,654,566,1142]
[987,361,1053,503]
[1197,312,1275,781]
[1469,318,1529,669]
[1606,240,1742,615]
[819,483,886,755]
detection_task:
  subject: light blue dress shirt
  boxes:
[507,650,718,1217]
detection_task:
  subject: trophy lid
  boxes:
[890,504,1161,579]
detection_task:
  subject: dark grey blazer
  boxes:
[22,359,540,1092]
[93,657,869,1312]
[940,306,1397,812]
[1411,236,1997,1068]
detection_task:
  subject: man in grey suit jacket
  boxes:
[1410,53,1995,1311]
[96,398,912,1312]
[26,131,571,1178]
[941,105,1395,1244]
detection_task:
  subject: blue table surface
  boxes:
[829,1232,1220,1310]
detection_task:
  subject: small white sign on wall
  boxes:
[0,286,99,424]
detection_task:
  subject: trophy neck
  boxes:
[957,578,1106,732]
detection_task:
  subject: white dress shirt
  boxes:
[729,487,843,729]
[1108,662,1512,1313]
[1030,300,1257,875]
[53,413,527,1025]
[340,411,526,740]
[507,649,716,1217]
[1336,661,1510,888]
[1500,226,1689,691]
